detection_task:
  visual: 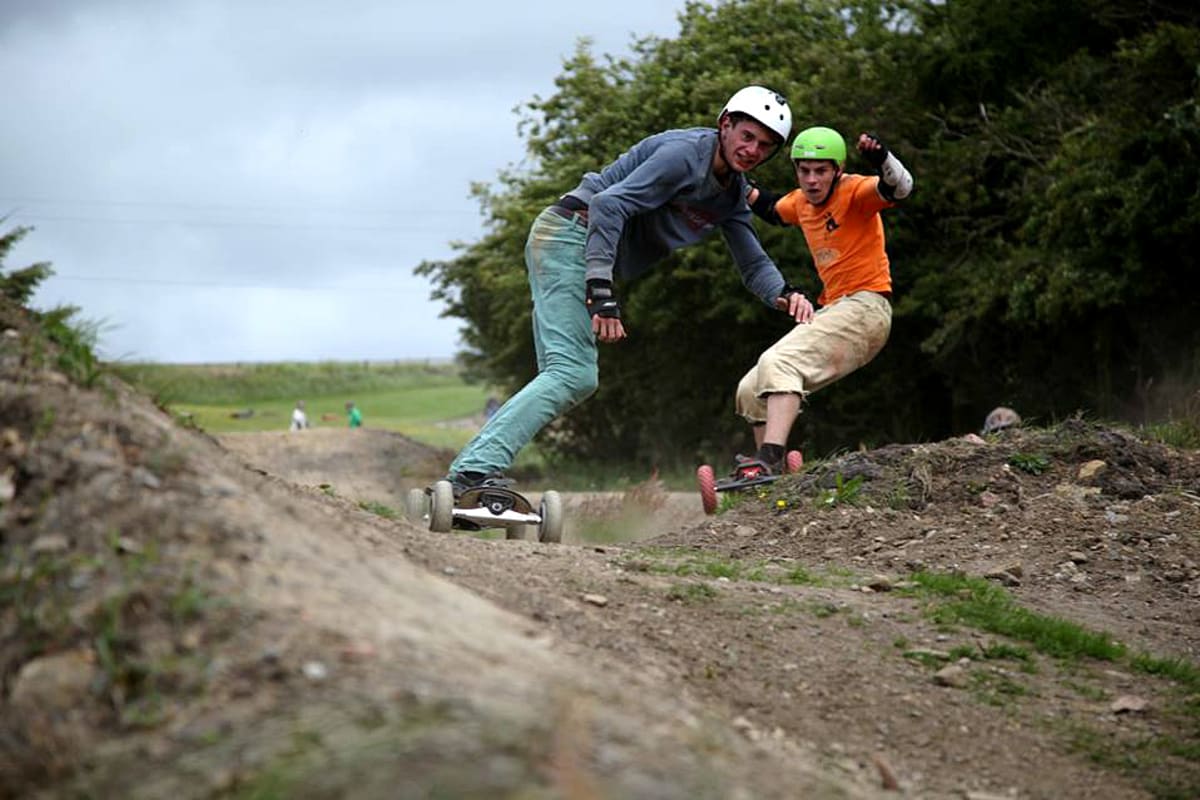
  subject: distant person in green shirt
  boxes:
[345,401,362,428]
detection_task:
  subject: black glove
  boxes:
[586,279,621,319]
[779,283,806,301]
[746,179,785,225]
[860,133,889,170]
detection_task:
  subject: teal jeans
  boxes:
[448,207,598,477]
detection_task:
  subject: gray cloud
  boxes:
[2,1,682,362]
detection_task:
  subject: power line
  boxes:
[50,273,436,293]
[9,213,478,234]
[0,195,483,218]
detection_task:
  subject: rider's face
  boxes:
[719,118,780,173]
[794,160,840,204]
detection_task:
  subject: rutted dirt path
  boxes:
[3,283,1198,800]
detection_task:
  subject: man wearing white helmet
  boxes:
[443,86,809,496]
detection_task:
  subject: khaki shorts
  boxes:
[736,290,892,423]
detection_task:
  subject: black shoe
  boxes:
[732,454,781,481]
[447,470,514,499]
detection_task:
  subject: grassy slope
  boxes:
[110,360,493,450]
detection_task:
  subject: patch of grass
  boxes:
[951,641,1036,671]
[1009,452,1051,475]
[970,670,1030,707]
[902,650,948,668]
[1131,652,1200,692]
[886,482,911,509]
[1060,720,1200,799]
[168,573,219,624]
[624,549,839,589]
[112,360,493,444]
[41,307,105,388]
[666,582,717,604]
[910,567,1200,790]
[357,500,398,520]
[781,566,820,585]
[1141,392,1200,450]
[1064,680,1109,702]
[2,551,76,653]
[816,473,864,507]
[907,571,1125,661]
[808,600,843,619]
[33,407,56,439]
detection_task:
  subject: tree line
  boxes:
[416,0,1200,468]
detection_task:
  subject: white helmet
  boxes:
[719,86,792,143]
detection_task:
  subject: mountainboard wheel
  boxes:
[537,490,563,543]
[785,450,804,474]
[697,464,718,515]
[429,480,454,533]
[404,487,428,522]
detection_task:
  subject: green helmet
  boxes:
[791,126,846,166]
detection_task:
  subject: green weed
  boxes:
[970,670,1030,707]
[907,571,1125,661]
[41,307,105,388]
[781,566,820,585]
[666,582,717,603]
[817,473,864,507]
[808,601,843,619]
[902,650,948,668]
[358,500,398,520]
[1009,452,1051,475]
[1131,652,1200,691]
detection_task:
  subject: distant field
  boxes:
[110,360,494,450]
[109,360,696,488]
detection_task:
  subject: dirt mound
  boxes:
[0,300,874,797]
[219,429,708,542]
[218,427,451,504]
[4,288,1199,798]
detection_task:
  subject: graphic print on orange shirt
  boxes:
[774,174,893,306]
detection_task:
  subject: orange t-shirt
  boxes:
[773,174,892,306]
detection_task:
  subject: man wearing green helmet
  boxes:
[730,126,914,475]
[441,86,812,497]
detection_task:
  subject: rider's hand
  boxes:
[744,177,760,206]
[587,279,627,343]
[774,288,814,323]
[857,133,888,170]
[592,314,626,343]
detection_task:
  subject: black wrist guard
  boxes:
[586,279,621,319]
[861,133,889,170]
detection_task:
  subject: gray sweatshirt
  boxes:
[566,128,786,307]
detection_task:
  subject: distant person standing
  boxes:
[345,401,362,428]
[289,400,309,431]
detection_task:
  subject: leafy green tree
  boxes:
[0,225,53,305]
[418,0,1200,467]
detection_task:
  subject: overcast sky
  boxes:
[1,1,684,363]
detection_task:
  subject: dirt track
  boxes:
[3,288,1199,799]
[217,427,709,542]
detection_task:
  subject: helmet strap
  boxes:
[797,162,842,205]
[822,168,843,204]
[714,116,735,182]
